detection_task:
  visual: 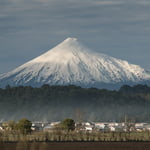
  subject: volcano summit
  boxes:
[0,38,149,89]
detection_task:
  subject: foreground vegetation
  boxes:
[1,118,150,150]
[1,130,150,142]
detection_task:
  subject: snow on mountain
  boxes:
[0,37,150,89]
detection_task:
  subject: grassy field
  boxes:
[1,131,150,142]
[0,142,150,150]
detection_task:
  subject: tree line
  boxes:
[0,84,149,122]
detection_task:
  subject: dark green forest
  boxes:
[0,84,150,122]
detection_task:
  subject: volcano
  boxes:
[0,37,149,89]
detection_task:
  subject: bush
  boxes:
[61,118,75,131]
[16,118,32,134]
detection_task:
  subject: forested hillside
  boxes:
[0,84,149,122]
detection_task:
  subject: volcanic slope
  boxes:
[0,38,149,89]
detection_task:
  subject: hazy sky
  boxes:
[0,0,150,74]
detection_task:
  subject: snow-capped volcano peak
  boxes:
[31,37,90,63]
[58,37,82,49]
[0,38,150,89]
[63,37,78,43]
[53,37,80,51]
[50,37,89,53]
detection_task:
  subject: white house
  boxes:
[109,126,116,132]
[50,121,61,127]
[85,126,93,132]
[94,122,107,129]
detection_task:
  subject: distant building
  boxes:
[144,124,150,131]
[43,124,54,132]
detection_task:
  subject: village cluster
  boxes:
[28,121,150,132]
[1,120,150,133]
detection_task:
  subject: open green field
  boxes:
[0,142,150,150]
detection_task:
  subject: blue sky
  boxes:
[0,0,150,74]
